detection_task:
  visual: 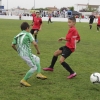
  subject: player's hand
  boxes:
[39,28,41,31]
[58,38,63,41]
[37,51,40,54]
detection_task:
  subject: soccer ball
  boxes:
[90,72,100,84]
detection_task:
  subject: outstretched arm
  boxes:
[58,37,66,41]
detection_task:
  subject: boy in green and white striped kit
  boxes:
[12,22,47,87]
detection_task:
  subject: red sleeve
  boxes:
[76,33,80,41]
[40,18,42,24]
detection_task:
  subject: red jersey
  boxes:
[97,16,100,25]
[48,15,51,19]
[32,13,36,21]
[65,27,80,52]
[32,17,42,30]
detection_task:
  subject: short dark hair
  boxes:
[68,17,76,22]
[36,11,40,13]
[20,22,30,31]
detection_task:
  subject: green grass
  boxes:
[0,19,100,100]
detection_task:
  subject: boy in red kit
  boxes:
[48,13,52,24]
[97,14,100,32]
[43,17,80,79]
[30,12,42,42]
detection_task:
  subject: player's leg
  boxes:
[48,18,50,24]
[97,25,99,32]
[50,18,52,23]
[43,46,63,71]
[90,24,92,29]
[30,29,34,35]
[89,23,93,29]
[20,56,37,87]
[59,46,76,79]
[98,25,100,29]
[48,19,49,24]
[30,29,38,42]
[31,54,47,79]
[34,30,38,42]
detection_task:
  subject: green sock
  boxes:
[36,63,41,74]
[23,68,35,80]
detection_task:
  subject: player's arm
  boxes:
[58,30,73,42]
[39,19,42,31]
[29,33,40,54]
[76,33,81,43]
[76,39,80,43]
[32,41,40,54]
[39,25,42,31]
[12,44,17,51]
[12,38,17,51]
[58,37,66,41]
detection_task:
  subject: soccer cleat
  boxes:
[20,79,31,87]
[67,73,77,79]
[36,73,47,80]
[43,67,53,71]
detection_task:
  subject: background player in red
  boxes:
[19,14,22,20]
[96,14,100,32]
[48,13,52,24]
[32,11,36,22]
[43,17,80,79]
[30,12,42,42]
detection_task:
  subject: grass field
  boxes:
[0,19,100,100]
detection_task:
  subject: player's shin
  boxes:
[23,67,37,80]
[61,62,74,74]
[36,63,41,73]
[90,25,92,29]
[49,56,58,68]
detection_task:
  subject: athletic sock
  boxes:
[23,68,36,80]
[90,25,92,29]
[61,62,74,74]
[49,56,58,68]
[97,26,99,31]
[34,35,37,40]
[36,62,41,74]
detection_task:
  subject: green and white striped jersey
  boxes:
[12,31,35,56]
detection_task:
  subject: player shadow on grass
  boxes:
[90,87,100,91]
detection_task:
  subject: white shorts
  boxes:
[20,54,40,68]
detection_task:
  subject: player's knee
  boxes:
[36,56,40,63]
[31,67,37,72]
[59,60,64,64]
[54,51,59,56]
[59,58,65,64]
[34,66,37,71]
[34,31,37,33]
